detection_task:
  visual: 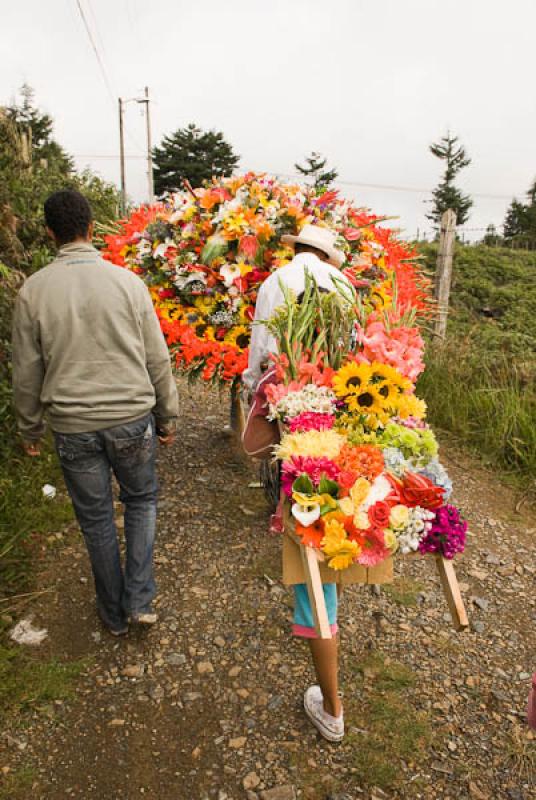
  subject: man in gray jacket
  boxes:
[12,189,179,636]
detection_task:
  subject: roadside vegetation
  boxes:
[418,243,536,491]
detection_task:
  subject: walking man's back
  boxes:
[12,189,179,635]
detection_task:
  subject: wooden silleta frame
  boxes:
[296,536,469,639]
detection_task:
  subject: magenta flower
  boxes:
[418,504,467,559]
[281,456,341,497]
[288,412,335,433]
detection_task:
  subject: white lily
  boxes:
[153,238,174,259]
[291,503,321,527]
[220,262,242,287]
[360,474,392,511]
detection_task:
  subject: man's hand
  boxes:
[22,440,41,457]
[156,425,175,447]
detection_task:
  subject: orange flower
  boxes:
[335,444,384,481]
[296,518,324,548]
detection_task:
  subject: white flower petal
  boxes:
[291,503,321,527]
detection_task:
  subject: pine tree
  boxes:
[427,133,473,227]
[503,179,536,248]
[295,151,338,189]
[152,123,239,196]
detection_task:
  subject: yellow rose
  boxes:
[383,529,399,554]
[350,477,371,509]
[338,497,354,517]
[353,511,370,530]
[389,504,410,530]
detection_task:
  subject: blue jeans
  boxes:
[54,413,158,630]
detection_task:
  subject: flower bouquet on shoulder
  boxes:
[262,270,468,576]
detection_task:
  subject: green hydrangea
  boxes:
[377,423,438,467]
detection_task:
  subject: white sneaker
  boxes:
[130,612,158,626]
[303,685,344,742]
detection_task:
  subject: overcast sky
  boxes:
[3,0,536,240]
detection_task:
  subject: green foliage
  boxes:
[0,765,37,800]
[427,133,473,227]
[503,178,536,249]
[417,243,535,482]
[152,123,240,196]
[384,577,425,607]
[295,150,338,189]
[0,86,120,271]
[0,642,86,722]
[346,651,432,790]
[262,271,356,377]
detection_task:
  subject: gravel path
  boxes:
[1,380,534,800]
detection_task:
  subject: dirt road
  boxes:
[1,381,534,800]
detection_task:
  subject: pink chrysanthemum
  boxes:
[288,412,335,433]
[281,455,341,497]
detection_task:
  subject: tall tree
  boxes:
[295,151,338,189]
[0,86,119,269]
[427,133,473,227]
[503,178,536,249]
[152,123,239,196]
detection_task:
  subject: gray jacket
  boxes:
[12,242,178,440]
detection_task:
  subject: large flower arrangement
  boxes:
[264,276,467,571]
[102,173,431,384]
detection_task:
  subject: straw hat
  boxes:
[281,224,345,268]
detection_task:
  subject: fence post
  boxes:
[434,209,457,340]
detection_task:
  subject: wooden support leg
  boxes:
[300,545,332,639]
[436,555,469,631]
[230,381,246,438]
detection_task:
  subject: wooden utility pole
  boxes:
[434,208,457,339]
[118,98,127,216]
[143,86,154,203]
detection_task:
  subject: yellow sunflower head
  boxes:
[368,362,410,403]
[194,321,216,340]
[345,384,384,417]
[368,283,392,312]
[194,295,217,315]
[332,362,372,398]
[224,325,251,349]
[238,304,255,324]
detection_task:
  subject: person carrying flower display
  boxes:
[12,190,179,637]
[244,225,371,743]
[247,240,468,743]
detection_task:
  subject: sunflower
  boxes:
[194,322,216,340]
[368,283,392,311]
[224,325,251,350]
[368,362,410,403]
[238,303,255,324]
[194,295,217,315]
[345,384,384,416]
[332,362,372,399]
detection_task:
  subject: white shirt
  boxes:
[242,252,352,392]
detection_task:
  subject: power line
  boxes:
[73,153,146,159]
[74,0,115,105]
[246,168,516,202]
[74,0,145,154]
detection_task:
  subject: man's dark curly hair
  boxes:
[44,189,92,245]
